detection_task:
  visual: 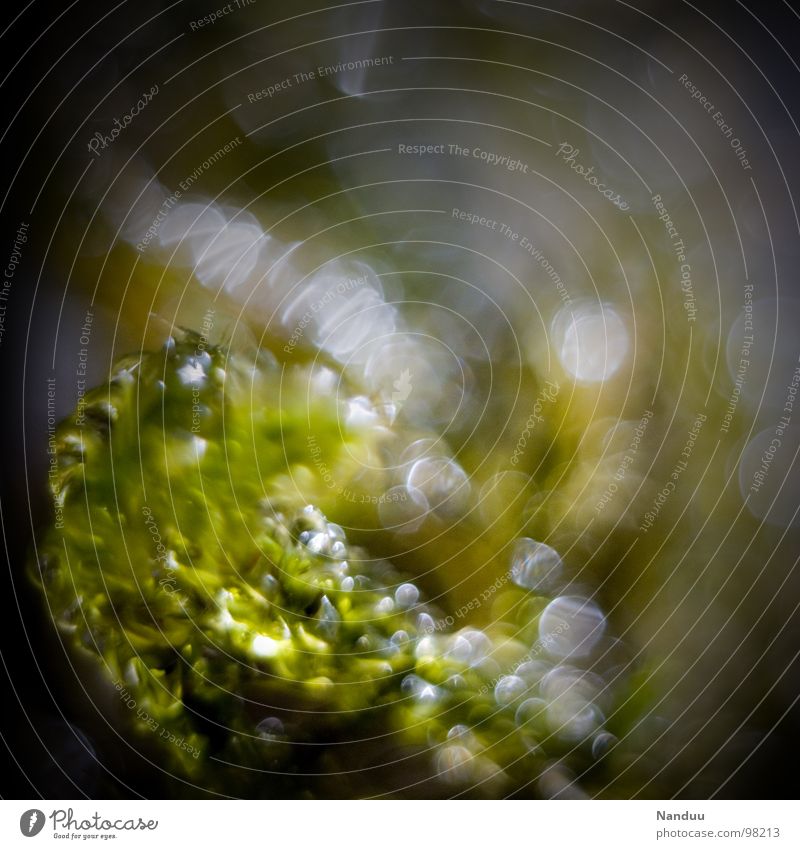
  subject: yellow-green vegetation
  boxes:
[32,333,635,797]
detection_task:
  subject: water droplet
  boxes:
[541,666,605,742]
[303,532,330,555]
[406,456,471,518]
[514,660,551,685]
[378,485,429,534]
[395,583,420,608]
[515,697,548,729]
[538,596,606,659]
[494,675,528,706]
[316,595,340,641]
[510,538,563,592]
[399,438,442,467]
[415,636,439,659]
[375,596,395,615]
[448,634,474,665]
[286,262,396,363]
[553,302,628,383]
[592,731,618,759]
[197,216,264,293]
[326,523,346,541]
[546,700,603,742]
[436,745,474,785]
[447,724,473,741]
[402,674,443,705]
[416,612,435,634]
[256,716,286,741]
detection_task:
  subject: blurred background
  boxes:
[2,0,800,798]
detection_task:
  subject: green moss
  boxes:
[32,333,625,797]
